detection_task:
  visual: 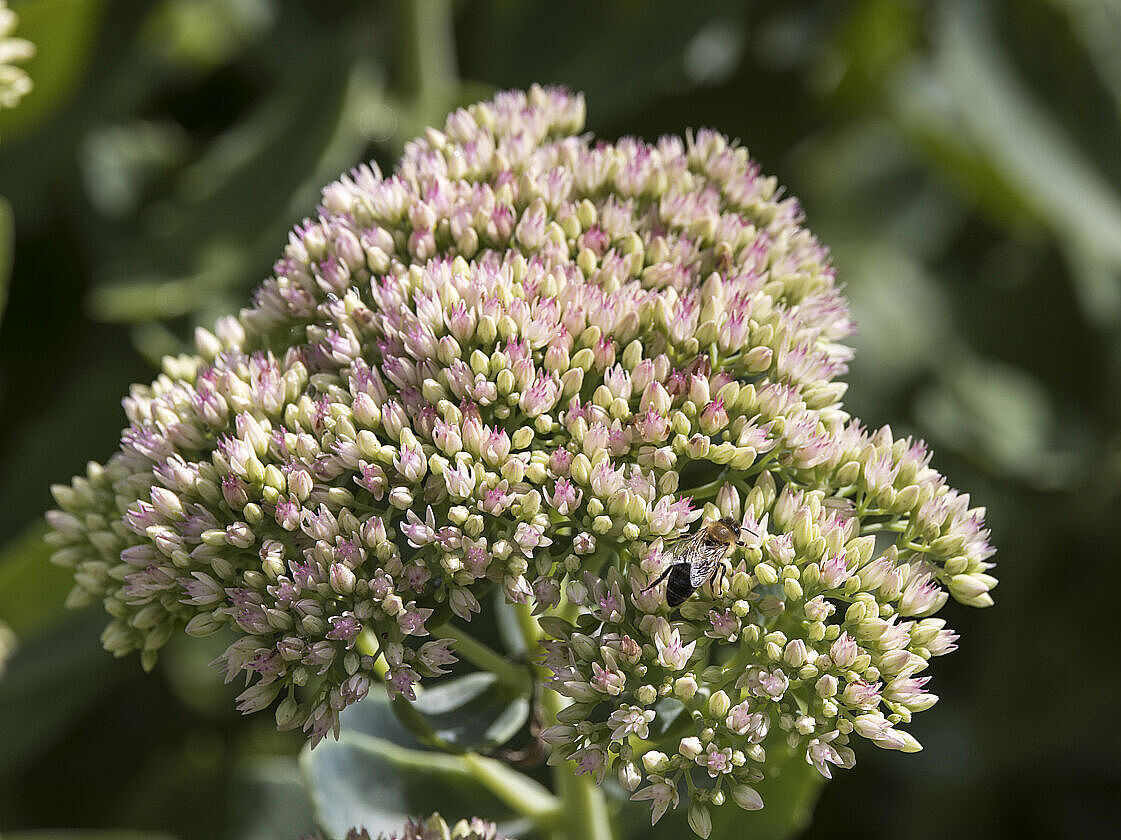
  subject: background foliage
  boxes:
[1,0,1118,838]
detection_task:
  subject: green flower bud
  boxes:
[754,562,778,585]
[687,803,712,839]
[501,458,525,484]
[930,533,966,556]
[570,632,598,661]
[708,690,730,717]
[622,339,643,370]
[476,314,498,346]
[570,453,592,485]
[948,573,995,607]
[464,514,483,538]
[571,347,595,371]
[847,534,877,566]
[496,369,516,396]
[512,426,534,450]
[560,366,584,397]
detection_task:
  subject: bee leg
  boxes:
[641,566,674,593]
[709,561,730,595]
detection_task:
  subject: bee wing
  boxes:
[688,542,728,587]
[660,530,699,561]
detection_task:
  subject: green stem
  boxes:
[357,628,389,679]
[430,622,531,694]
[393,0,458,145]
[514,602,543,655]
[559,763,613,840]
[461,752,563,824]
[542,687,613,840]
[860,521,906,534]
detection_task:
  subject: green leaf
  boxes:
[939,5,1121,260]
[458,752,561,823]
[340,688,558,825]
[915,355,1072,487]
[158,625,238,718]
[647,696,688,740]
[0,521,74,636]
[88,54,386,324]
[0,609,125,777]
[390,671,529,754]
[894,2,1121,326]
[299,732,546,839]
[1059,0,1121,107]
[229,755,318,840]
[727,741,824,840]
[492,589,529,655]
[340,687,426,750]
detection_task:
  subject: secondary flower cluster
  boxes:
[45,86,994,828]
[538,428,984,830]
[0,1,34,111]
[304,814,506,840]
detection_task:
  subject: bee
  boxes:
[642,516,756,607]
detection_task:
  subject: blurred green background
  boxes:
[1,0,1119,838]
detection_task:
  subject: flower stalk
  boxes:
[461,752,563,825]
[430,621,532,695]
[543,685,613,840]
[517,602,611,840]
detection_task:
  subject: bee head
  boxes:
[716,515,758,546]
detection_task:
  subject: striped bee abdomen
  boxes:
[665,563,697,607]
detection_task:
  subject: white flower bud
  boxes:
[673,675,697,700]
[619,761,641,791]
[642,750,669,774]
[679,736,703,760]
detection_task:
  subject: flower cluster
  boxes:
[45,85,994,827]
[0,1,34,111]
[304,813,506,840]
[539,432,988,830]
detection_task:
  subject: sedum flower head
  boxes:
[0,1,34,111]
[46,86,994,825]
